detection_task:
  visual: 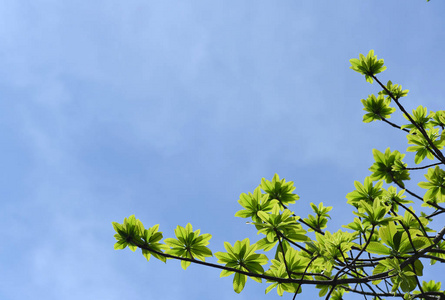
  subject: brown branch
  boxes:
[391,197,428,236]
[427,209,445,219]
[378,114,410,133]
[292,255,318,300]
[275,229,292,278]
[405,162,443,170]
[128,237,406,286]
[419,254,445,263]
[372,75,445,164]
[334,226,376,281]
[343,286,443,300]
[392,178,445,212]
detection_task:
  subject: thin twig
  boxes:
[378,114,410,133]
[373,75,445,164]
[275,229,292,278]
[405,162,443,170]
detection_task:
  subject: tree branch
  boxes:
[405,162,443,170]
[372,75,445,164]
[378,114,410,133]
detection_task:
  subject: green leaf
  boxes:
[260,174,300,209]
[113,240,128,250]
[418,166,445,204]
[381,186,412,212]
[354,200,397,226]
[165,223,213,269]
[233,273,247,293]
[235,187,278,223]
[366,241,391,255]
[361,94,396,123]
[181,259,191,270]
[265,282,278,294]
[399,236,429,254]
[346,177,384,207]
[413,259,424,276]
[140,224,169,262]
[369,148,410,185]
[402,105,431,130]
[254,208,308,246]
[264,248,308,296]
[215,238,268,293]
[406,128,444,164]
[255,237,277,252]
[429,110,445,128]
[378,222,400,250]
[303,202,332,232]
[379,80,409,99]
[418,280,442,293]
[372,261,389,284]
[429,241,445,265]
[343,217,369,233]
[220,269,234,278]
[350,50,387,83]
[330,289,345,300]
[112,215,146,251]
[311,230,357,266]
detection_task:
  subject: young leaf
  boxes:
[349,50,387,83]
[361,94,395,123]
[381,186,412,212]
[164,223,213,270]
[366,242,391,255]
[141,224,169,262]
[369,148,410,185]
[418,166,445,204]
[402,105,431,130]
[303,202,332,232]
[379,80,409,99]
[354,200,398,227]
[407,128,445,164]
[112,215,145,252]
[429,110,445,128]
[255,207,308,245]
[235,186,278,223]
[214,238,268,294]
[264,248,308,296]
[260,174,300,209]
[346,177,384,207]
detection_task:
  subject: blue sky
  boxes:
[1,1,444,299]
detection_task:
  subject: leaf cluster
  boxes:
[112,50,445,300]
